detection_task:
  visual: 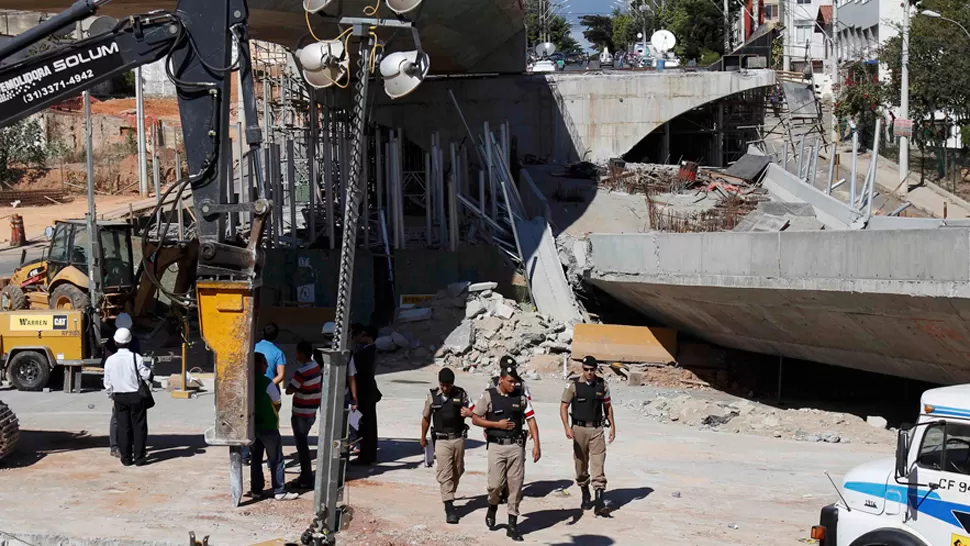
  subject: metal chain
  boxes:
[331,37,371,352]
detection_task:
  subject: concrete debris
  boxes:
[376,336,399,352]
[469,281,498,292]
[443,322,476,355]
[465,300,486,320]
[622,391,895,445]
[493,302,516,320]
[374,282,579,375]
[866,416,888,429]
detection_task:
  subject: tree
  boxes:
[0,118,48,183]
[580,14,615,52]
[525,2,581,55]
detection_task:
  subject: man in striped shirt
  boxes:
[285,340,320,488]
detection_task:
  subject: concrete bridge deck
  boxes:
[586,228,970,385]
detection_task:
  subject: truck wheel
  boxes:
[8,351,50,392]
[850,529,929,546]
[0,400,19,462]
[0,284,26,311]
[50,284,88,311]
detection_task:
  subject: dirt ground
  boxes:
[0,366,889,546]
[0,194,145,245]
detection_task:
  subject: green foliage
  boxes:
[112,71,137,95]
[0,118,48,183]
[874,0,970,147]
[580,14,615,52]
[581,0,736,60]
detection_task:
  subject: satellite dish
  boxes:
[651,29,676,53]
[88,16,118,37]
[534,42,556,57]
[380,50,429,99]
[303,0,336,13]
[298,40,349,89]
[386,0,423,15]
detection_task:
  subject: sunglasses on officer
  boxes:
[582,366,597,373]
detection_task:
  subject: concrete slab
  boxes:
[572,324,677,364]
[587,229,970,384]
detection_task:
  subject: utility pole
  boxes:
[781,0,790,71]
[724,0,730,53]
[899,0,910,195]
[135,66,148,197]
[831,0,839,142]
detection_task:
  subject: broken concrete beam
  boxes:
[572,324,677,364]
[469,281,498,292]
[444,322,476,354]
[376,336,398,352]
[398,308,433,323]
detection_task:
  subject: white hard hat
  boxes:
[322,322,336,335]
[115,312,133,330]
[113,327,132,345]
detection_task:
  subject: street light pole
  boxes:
[899,0,910,195]
[831,0,839,142]
[920,10,970,40]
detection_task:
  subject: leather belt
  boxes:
[434,432,465,440]
[572,419,603,428]
[487,436,523,446]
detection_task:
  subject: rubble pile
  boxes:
[623,392,896,445]
[375,281,576,378]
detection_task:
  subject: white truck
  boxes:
[813,385,970,546]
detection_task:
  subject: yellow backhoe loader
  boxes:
[0,219,135,321]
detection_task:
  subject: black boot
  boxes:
[445,500,459,524]
[486,504,498,530]
[594,489,606,515]
[580,486,592,510]
[507,515,523,542]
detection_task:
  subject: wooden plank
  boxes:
[572,324,677,364]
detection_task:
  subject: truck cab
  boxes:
[814,385,970,546]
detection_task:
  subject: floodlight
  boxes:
[298,40,349,89]
[304,0,336,13]
[386,0,423,15]
[380,50,429,99]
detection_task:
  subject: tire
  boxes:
[0,284,26,311]
[0,400,19,462]
[49,283,89,311]
[8,351,50,392]
[850,529,928,546]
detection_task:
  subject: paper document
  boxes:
[349,409,362,431]
[424,442,435,467]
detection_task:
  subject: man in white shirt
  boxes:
[103,327,152,466]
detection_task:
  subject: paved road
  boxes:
[0,366,885,545]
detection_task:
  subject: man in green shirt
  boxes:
[251,352,298,501]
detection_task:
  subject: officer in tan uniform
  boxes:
[420,367,473,524]
[560,355,615,515]
[472,364,541,542]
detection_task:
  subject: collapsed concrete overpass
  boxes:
[587,229,970,385]
[372,69,777,162]
[3,0,527,74]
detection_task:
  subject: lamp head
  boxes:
[379,50,430,99]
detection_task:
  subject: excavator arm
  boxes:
[0,0,267,507]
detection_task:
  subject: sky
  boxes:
[562,0,617,52]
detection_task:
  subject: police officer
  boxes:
[472,355,533,504]
[420,367,473,524]
[559,355,615,515]
[472,363,541,542]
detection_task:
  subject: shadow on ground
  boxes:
[2,431,206,468]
